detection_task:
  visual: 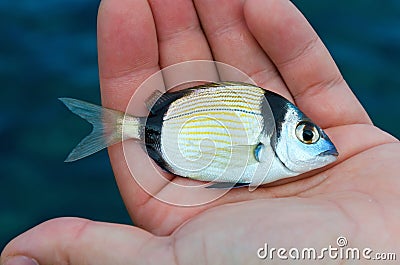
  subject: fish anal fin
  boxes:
[206,182,250,189]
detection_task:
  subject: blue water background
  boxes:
[1,0,399,249]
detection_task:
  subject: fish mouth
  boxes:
[319,148,339,157]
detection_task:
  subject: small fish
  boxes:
[60,82,338,188]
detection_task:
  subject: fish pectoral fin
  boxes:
[206,182,250,189]
[219,144,259,165]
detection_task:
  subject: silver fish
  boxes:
[60,82,338,187]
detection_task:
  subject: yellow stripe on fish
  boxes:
[159,84,266,181]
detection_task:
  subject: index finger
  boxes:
[97,0,160,110]
[97,0,164,217]
[244,0,371,128]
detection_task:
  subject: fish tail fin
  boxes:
[59,98,143,162]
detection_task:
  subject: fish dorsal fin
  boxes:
[180,81,258,92]
[145,90,164,112]
[209,81,258,88]
[145,82,260,114]
[146,89,189,114]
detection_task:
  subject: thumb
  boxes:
[1,217,175,265]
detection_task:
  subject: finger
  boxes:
[194,0,292,100]
[0,218,174,265]
[96,0,219,235]
[148,0,218,88]
[97,0,165,221]
[244,0,371,128]
[95,0,225,236]
[98,0,160,110]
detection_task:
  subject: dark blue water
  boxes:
[1,0,399,249]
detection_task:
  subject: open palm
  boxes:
[2,0,399,264]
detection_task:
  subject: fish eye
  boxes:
[254,143,264,162]
[295,121,320,144]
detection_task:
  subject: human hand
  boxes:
[2,0,399,264]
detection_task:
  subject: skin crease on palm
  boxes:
[2,0,400,264]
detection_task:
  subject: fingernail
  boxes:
[4,256,38,265]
